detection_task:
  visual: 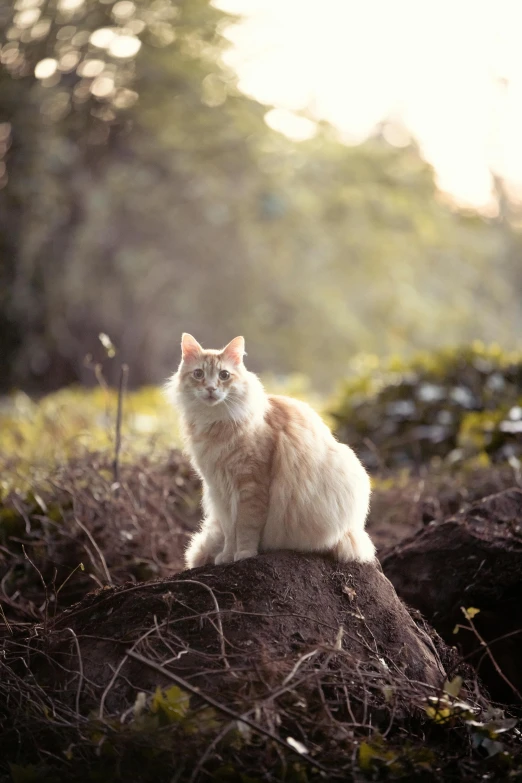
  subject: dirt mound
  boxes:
[2,552,513,781]
[382,488,522,705]
[39,552,446,715]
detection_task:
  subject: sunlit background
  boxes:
[1,0,521,396]
[218,0,522,209]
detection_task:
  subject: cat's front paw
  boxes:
[215,550,234,565]
[234,549,257,562]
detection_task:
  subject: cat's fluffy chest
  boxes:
[190,424,254,487]
[190,421,268,525]
[193,437,244,528]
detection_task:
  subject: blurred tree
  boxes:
[0,0,520,392]
[0,0,267,388]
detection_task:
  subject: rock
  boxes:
[382,488,522,705]
[39,552,447,718]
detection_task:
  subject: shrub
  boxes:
[330,343,522,471]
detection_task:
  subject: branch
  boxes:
[125,649,330,773]
[113,363,129,485]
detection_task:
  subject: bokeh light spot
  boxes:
[59,51,81,72]
[201,74,227,107]
[77,58,105,78]
[14,8,41,28]
[71,30,90,47]
[112,88,139,109]
[58,0,85,10]
[148,22,175,47]
[90,75,115,98]
[112,1,136,21]
[30,19,51,40]
[108,34,141,59]
[14,0,44,8]
[89,27,116,49]
[127,19,145,35]
[382,123,412,148]
[264,108,316,141]
[1,45,20,66]
[34,57,58,79]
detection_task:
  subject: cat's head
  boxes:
[176,333,247,410]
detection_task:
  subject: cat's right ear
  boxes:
[181,333,203,362]
[221,336,245,366]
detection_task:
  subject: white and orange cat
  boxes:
[167,334,375,569]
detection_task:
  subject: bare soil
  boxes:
[383,488,522,706]
[40,552,447,714]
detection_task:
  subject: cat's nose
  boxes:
[206,385,217,393]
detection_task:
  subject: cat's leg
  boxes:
[214,547,234,565]
[185,518,224,569]
[198,483,233,565]
[214,514,236,564]
[233,483,267,562]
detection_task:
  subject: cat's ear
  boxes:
[181,333,203,362]
[221,336,245,366]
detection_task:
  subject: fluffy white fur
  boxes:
[167,334,375,569]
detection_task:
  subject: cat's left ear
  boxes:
[181,333,203,362]
[221,336,245,366]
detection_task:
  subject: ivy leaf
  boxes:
[359,740,377,772]
[425,705,452,724]
[462,606,480,620]
[443,676,463,698]
[150,685,190,723]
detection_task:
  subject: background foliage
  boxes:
[331,343,522,471]
[1,0,521,394]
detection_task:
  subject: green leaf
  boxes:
[443,675,463,698]
[462,606,480,620]
[358,737,396,771]
[425,705,452,724]
[150,685,190,723]
[358,741,377,772]
[183,705,220,736]
[425,695,453,724]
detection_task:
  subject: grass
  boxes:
[0,364,521,782]
[0,385,182,495]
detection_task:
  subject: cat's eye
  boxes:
[192,369,204,380]
[219,370,230,381]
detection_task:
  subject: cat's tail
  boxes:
[332,528,376,563]
[185,519,224,569]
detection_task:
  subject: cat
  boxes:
[166,333,375,569]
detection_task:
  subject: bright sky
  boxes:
[215,0,522,209]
